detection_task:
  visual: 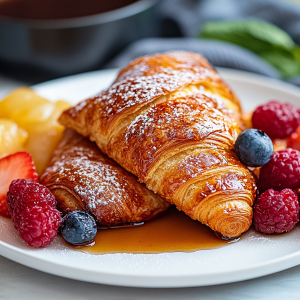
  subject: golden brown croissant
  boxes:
[40,129,170,227]
[59,51,257,238]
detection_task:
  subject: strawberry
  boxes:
[0,152,38,218]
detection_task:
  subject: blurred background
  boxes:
[1,0,300,87]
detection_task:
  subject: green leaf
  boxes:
[260,51,300,79]
[200,20,295,54]
[291,46,300,62]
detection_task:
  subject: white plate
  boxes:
[1,68,300,288]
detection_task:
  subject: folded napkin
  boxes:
[106,0,300,86]
[107,0,300,86]
[107,38,280,78]
[158,0,300,41]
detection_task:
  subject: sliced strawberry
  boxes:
[0,152,38,218]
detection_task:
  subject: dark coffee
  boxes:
[0,0,138,20]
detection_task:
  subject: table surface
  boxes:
[0,76,300,300]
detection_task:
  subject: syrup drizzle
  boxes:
[71,206,232,254]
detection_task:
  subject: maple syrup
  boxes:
[72,206,233,254]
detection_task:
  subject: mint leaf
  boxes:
[292,46,300,62]
[200,20,294,54]
[260,51,300,79]
[199,20,300,79]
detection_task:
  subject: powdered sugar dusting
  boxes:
[178,151,229,179]
[69,99,89,118]
[112,92,237,178]
[98,67,209,116]
[40,132,134,214]
[40,130,169,226]
[124,93,228,145]
[199,86,225,109]
[64,52,219,135]
[48,153,124,210]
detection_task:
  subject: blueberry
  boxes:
[235,129,273,167]
[61,211,97,245]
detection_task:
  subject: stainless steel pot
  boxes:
[0,0,157,75]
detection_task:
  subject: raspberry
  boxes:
[253,189,299,234]
[7,179,61,248]
[258,148,300,192]
[7,179,56,213]
[252,101,300,139]
[6,179,36,215]
[16,205,61,248]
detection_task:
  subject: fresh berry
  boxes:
[7,179,56,214]
[253,189,299,234]
[258,148,300,192]
[61,211,97,246]
[252,101,300,139]
[235,129,273,167]
[6,179,41,215]
[6,179,61,248]
[6,179,33,215]
[15,205,61,248]
[287,125,300,151]
[0,152,38,217]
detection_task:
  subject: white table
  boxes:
[0,76,300,300]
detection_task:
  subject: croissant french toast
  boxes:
[40,129,170,227]
[59,51,257,238]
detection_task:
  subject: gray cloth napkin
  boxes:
[107,38,281,78]
[107,0,300,85]
[158,0,300,41]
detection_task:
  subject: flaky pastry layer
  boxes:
[59,51,257,238]
[40,129,169,227]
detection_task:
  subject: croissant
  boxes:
[59,51,257,238]
[40,129,170,227]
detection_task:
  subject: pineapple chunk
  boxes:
[35,100,71,132]
[25,129,64,175]
[0,87,71,174]
[24,100,71,175]
[242,111,253,130]
[0,87,55,131]
[0,119,28,158]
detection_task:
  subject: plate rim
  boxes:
[2,237,300,288]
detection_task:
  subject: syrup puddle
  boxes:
[70,206,234,254]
